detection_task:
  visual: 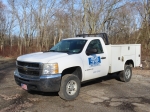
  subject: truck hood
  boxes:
[17,52,68,63]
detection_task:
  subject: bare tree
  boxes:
[0,0,149,58]
[0,1,6,52]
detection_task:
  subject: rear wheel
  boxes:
[119,65,132,82]
[58,74,80,100]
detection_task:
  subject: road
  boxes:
[0,59,150,112]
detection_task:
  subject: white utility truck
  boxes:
[14,33,141,100]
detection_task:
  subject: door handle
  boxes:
[101,57,106,59]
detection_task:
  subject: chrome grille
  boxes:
[17,61,41,76]
[17,61,39,68]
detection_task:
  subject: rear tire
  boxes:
[58,74,80,100]
[119,65,132,82]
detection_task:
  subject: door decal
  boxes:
[88,55,101,67]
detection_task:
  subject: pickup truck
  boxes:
[14,33,141,100]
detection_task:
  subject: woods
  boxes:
[0,0,150,58]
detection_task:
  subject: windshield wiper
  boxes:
[49,50,67,53]
[43,50,56,52]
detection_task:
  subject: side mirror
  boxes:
[86,49,98,55]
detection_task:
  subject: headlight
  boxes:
[42,63,59,75]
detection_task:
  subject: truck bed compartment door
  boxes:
[135,45,141,66]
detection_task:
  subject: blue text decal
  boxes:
[88,55,101,67]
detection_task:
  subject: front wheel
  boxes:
[58,74,80,100]
[119,65,132,82]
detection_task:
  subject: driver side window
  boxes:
[86,39,103,54]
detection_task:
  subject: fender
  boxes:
[49,54,84,75]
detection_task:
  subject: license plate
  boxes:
[21,83,28,90]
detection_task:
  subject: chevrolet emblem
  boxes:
[23,66,28,71]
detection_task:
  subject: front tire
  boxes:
[119,65,132,82]
[58,74,80,100]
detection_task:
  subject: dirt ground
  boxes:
[0,59,150,112]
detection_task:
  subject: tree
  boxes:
[0,1,6,52]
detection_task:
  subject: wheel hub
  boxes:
[66,80,77,95]
[125,69,131,79]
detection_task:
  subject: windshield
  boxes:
[50,39,87,54]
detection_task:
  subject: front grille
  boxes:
[17,61,39,68]
[17,61,41,76]
[18,68,40,76]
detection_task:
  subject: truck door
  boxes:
[82,39,108,81]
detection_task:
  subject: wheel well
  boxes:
[125,60,134,67]
[61,66,82,81]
